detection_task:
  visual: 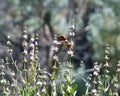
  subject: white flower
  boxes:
[0,65,5,69]
[31,37,34,42]
[114,84,119,88]
[67,86,71,92]
[1,79,7,84]
[35,41,38,46]
[69,25,75,29]
[105,55,109,60]
[53,55,58,61]
[0,71,5,76]
[23,34,28,40]
[7,35,10,39]
[53,47,59,52]
[36,81,42,86]
[30,56,34,61]
[11,83,16,88]
[91,89,97,94]
[22,41,28,47]
[23,50,28,56]
[10,71,15,76]
[117,68,120,72]
[53,40,61,45]
[94,65,100,72]
[30,43,34,49]
[69,32,75,37]
[67,50,73,56]
[41,88,46,93]
[30,50,34,56]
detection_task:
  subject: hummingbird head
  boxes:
[60,35,67,41]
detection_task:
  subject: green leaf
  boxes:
[70,84,78,96]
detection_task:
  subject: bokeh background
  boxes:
[0,0,120,68]
[0,0,120,95]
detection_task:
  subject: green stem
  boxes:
[51,61,57,96]
[23,57,27,83]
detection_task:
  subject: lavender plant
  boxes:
[0,21,120,96]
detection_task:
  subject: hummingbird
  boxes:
[59,35,74,50]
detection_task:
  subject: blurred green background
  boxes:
[0,0,120,68]
[0,0,120,96]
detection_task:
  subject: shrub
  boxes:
[0,21,120,96]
